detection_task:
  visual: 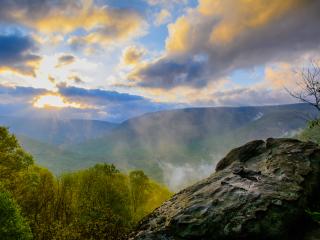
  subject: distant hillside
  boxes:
[0,117,117,146]
[68,104,317,189]
[17,135,90,173]
[1,104,316,189]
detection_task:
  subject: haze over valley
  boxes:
[1,103,316,190]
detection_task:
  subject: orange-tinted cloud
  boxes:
[166,16,191,53]
[206,0,301,45]
[264,63,296,89]
[131,0,320,89]
[33,93,95,109]
[122,46,146,66]
[0,0,146,46]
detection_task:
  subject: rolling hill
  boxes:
[0,116,117,146]
[67,104,317,189]
[17,135,85,173]
[0,103,317,190]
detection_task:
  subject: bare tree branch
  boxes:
[286,59,320,112]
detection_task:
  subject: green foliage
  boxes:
[307,119,320,129]
[0,127,34,192]
[0,127,33,170]
[0,188,33,240]
[24,164,171,240]
[129,170,171,221]
[0,126,171,240]
[130,171,149,217]
[298,119,320,144]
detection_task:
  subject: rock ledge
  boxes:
[130,138,320,240]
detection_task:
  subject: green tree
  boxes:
[75,164,133,239]
[298,119,320,144]
[129,170,150,220]
[0,127,33,193]
[0,126,172,240]
[129,170,171,221]
[0,188,32,240]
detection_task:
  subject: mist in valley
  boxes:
[2,104,314,191]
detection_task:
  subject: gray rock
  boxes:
[130,138,320,240]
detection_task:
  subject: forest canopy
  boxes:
[0,126,171,240]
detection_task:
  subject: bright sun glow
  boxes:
[33,94,86,109]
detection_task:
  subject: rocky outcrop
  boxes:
[130,138,320,240]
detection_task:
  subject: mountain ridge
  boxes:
[0,103,317,190]
[0,116,118,146]
[66,103,317,189]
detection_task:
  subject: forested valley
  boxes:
[0,127,171,240]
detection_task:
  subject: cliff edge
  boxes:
[130,138,320,240]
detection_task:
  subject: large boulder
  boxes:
[130,138,320,240]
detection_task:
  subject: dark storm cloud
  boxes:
[0,34,41,76]
[131,0,320,89]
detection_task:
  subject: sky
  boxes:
[0,0,319,122]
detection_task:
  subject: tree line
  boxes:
[0,126,171,240]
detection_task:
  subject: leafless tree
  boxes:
[286,60,320,111]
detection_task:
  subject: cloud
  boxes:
[131,0,320,89]
[57,86,145,103]
[264,63,297,89]
[0,85,46,99]
[134,72,298,106]
[146,0,188,7]
[59,86,178,121]
[55,54,76,68]
[33,93,96,109]
[122,46,146,66]
[81,8,147,46]
[67,36,87,51]
[129,56,208,88]
[0,34,41,77]
[48,75,56,83]
[0,0,69,22]
[209,87,297,107]
[137,78,228,103]
[0,0,147,47]
[155,9,172,26]
[68,75,85,84]
[55,86,175,121]
[127,55,311,106]
[0,84,174,122]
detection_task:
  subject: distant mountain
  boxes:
[68,104,317,189]
[1,104,317,190]
[17,135,85,173]
[0,116,117,146]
